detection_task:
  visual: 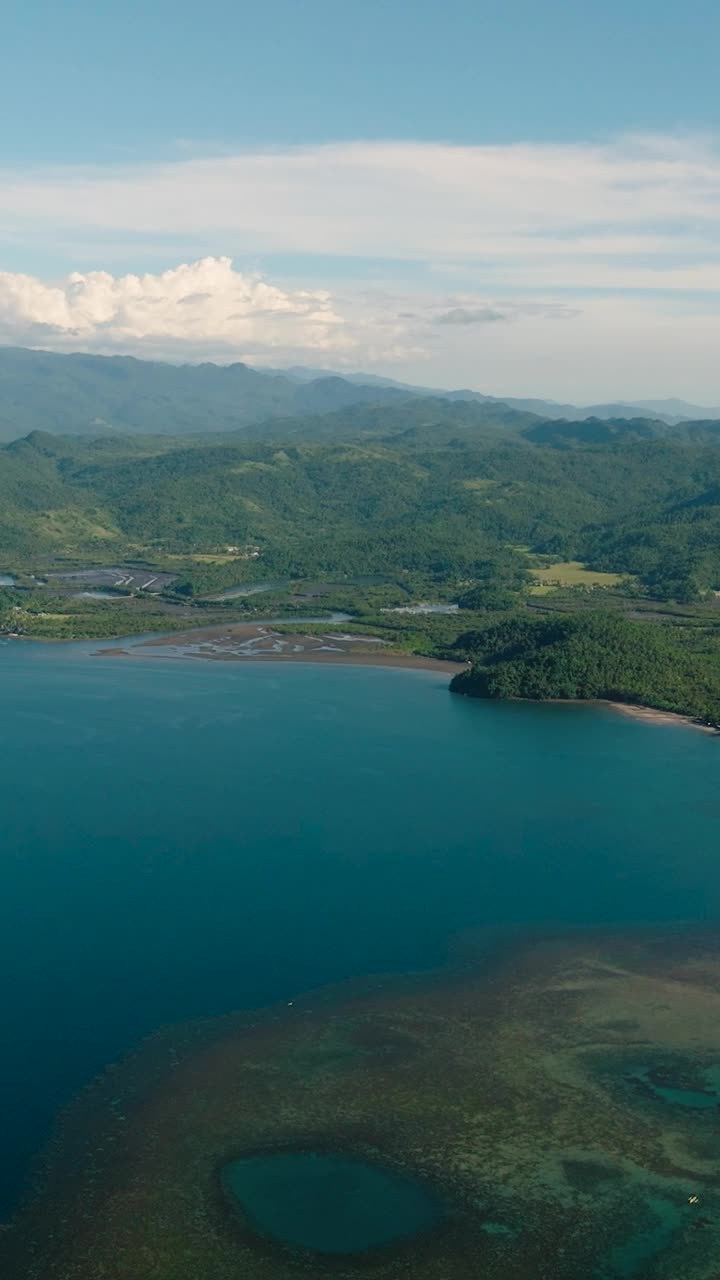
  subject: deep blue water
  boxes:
[1,639,719,1217]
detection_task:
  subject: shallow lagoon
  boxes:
[1,637,719,1231]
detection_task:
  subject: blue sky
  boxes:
[3,0,719,158]
[1,0,719,400]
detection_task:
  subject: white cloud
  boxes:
[0,258,580,367]
[0,259,718,405]
[2,136,720,287]
[0,258,354,361]
[1,136,720,397]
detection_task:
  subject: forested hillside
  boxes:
[3,426,720,602]
[450,613,720,726]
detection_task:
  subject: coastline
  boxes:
[603,699,719,734]
[97,644,465,675]
[93,620,466,675]
[14,618,715,728]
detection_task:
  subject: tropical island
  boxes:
[2,348,720,727]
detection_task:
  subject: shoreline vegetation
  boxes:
[96,629,712,732]
[449,612,720,732]
[87,619,717,733]
[4,610,717,732]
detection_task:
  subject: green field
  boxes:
[530,561,628,593]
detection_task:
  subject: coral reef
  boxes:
[4,929,720,1279]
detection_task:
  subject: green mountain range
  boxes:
[1,345,719,443]
[0,346,416,441]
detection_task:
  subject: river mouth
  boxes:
[220,1149,445,1256]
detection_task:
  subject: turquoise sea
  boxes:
[1,639,719,1217]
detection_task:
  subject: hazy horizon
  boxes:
[1,340,718,413]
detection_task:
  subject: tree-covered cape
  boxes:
[450,612,720,727]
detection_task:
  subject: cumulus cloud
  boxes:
[0,258,580,366]
[0,257,354,361]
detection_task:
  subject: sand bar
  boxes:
[95,620,465,674]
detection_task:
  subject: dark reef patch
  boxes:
[220,1150,445,1257]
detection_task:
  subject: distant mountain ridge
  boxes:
[0,344,718,442]
[265,365,720,425]
[244,402,720,450]
[629,398,720,420]
[0,347,413,442]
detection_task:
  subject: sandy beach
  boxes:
[606,700,719,734]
